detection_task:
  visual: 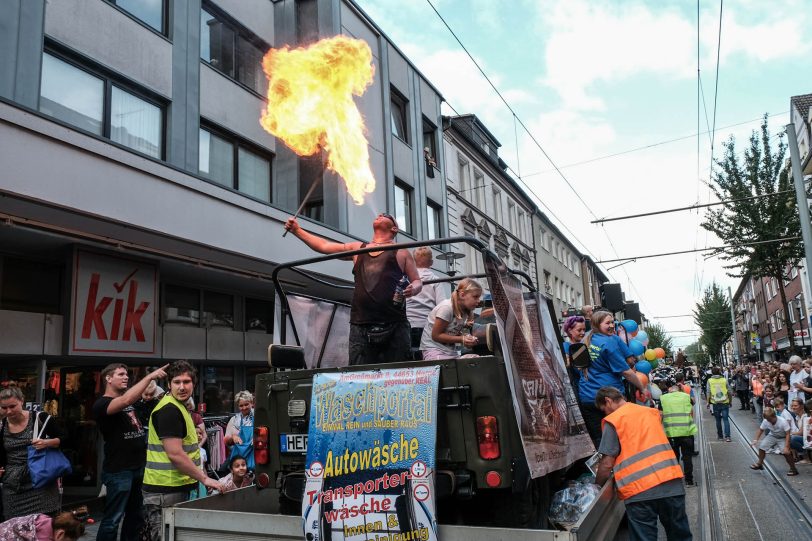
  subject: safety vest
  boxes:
[708,376,729,404]
[680,384,691,395]
[660,391,697,438]
[143,394,200,489]
[602,403,683,500]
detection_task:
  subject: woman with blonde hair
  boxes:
[226,391,255,470]
[420,278,484,361]
[578,310,646,446]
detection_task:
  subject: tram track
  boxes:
[695,399,724,541]
[727,410,812,530]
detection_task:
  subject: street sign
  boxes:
[794,330,809,338]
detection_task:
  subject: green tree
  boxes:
[701,115,805,353]
[683,341,710,368]
[645,322,673,356]
[694,282,733,363]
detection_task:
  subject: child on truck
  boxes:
[420,278,483,361]
[219,456,255,492]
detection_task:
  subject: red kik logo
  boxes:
[81,271,150,342]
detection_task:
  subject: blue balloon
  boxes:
[629,339,645,357]
[635,330,649,344]
[620,320,639,334]
[635,360,652,375]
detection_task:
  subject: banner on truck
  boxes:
[302,366,440,541]
[484,254,595,478]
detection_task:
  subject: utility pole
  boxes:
[728,286,740,365]
[787,124,812,340]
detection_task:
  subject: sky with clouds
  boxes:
[354,0,812,346]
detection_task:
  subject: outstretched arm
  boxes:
[398,249,422,297]
[285,218,359,254]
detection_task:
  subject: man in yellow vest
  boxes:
[142,361,223,540]
[661,380,697,486]
[595,386,692,541]
[706,366,731,441]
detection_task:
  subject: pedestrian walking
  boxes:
[93,363,168,541]
[661,381,697,486]
[0,386,66,519]
[706,366,731,441]
[594,386,692,541]
[142,361,223,541]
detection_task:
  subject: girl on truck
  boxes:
[420,278,484,361]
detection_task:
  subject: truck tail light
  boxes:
[254,426,269,465]
[476,416,500,460]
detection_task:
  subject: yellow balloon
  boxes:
[644,349,657,361]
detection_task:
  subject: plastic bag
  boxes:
[549,481,601,525]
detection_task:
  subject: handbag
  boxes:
[28,413,71,489]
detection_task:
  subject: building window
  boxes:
[457,159,469,193]
[201,5,267,95]
[296,0,319,44]
[40,52,164,158]
[792,266,799,279]
[390,89,409,142]
[107,0,165,33]
[422,117,437,164]
[204,291,234,328]
[246,298,273,333]
[790,301,797,323]
[0,257,62,314]
[508,201,516,233]
[473,171,485,209]
[427,201,442,240]
[492,188,503,224]
[394,182,413,235]
[199,125,272,203]
[164,285,201,325]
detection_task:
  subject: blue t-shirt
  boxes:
[563,341,570,355]
[579,333,631,403]
[613,335,634,361]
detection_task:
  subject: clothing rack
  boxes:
[202,414,233,470]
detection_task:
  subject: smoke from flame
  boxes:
[260,36,376,205]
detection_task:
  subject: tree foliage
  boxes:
[683,341,709,368]
[701,115,805,352]
[694,282,733,362]
[645,322,673,356]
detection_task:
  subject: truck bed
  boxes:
[162,483,624,541]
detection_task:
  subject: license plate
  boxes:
[280,433,308,453]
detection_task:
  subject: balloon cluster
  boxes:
[617,320,666,370]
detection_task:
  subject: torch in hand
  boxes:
[282,178,322,238]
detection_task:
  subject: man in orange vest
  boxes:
[595,386,693,541]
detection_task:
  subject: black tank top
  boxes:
[350,244,407,325]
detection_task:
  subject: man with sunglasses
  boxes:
[285,213,422,365]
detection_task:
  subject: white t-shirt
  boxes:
[801,415,812,449]
[406,268,449,328]
[760,415,791,438]
[778,408,799,432]
[789,369,809,403]
[420,299,467,356]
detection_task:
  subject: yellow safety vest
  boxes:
[708,376,729,404]
[143,395,200,489]
[660,391,697,438]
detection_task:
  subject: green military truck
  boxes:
[162,237,623,540]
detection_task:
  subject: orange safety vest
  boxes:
[680,384,691,395]
[602,402,683,500]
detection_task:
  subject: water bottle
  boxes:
[392,275,409,307]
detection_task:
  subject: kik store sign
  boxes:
[70,251,158,356]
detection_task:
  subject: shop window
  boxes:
[390,89,409,143]
[202,366,234,414]
[164,284,201,325]
[199,125,273,203]
[106,0,165,33]
[246,297,273,333]
[394,181,413,236]
[204,291,234,328]
[40,52,164,159]
[0,257,62,314]
[296,0,319,44]
[201,5,268,95]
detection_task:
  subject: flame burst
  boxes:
[260,36,376,205]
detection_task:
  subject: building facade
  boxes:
[442,114,537,285]
[533,212,585,319]
[0,0,446,494]
[580,256,608,310]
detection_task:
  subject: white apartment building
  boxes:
[533,212,585,319]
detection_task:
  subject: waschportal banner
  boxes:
[303,366,440,541]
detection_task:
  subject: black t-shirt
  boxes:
[143,403,195,494]
[93,396,146,472]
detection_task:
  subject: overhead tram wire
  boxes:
[425,0,650,311]
[594,236,801,264]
